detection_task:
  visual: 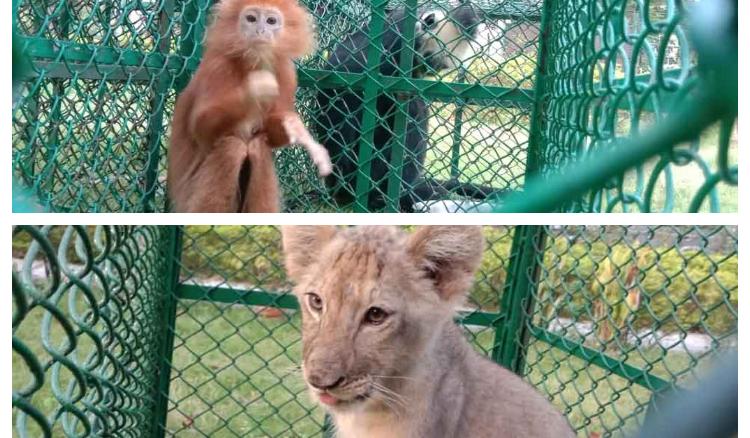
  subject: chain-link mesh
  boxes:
[11,0,737,212]
[531,0,738,212]
[13,225,738,437]
[12,226,171,437]
[522,225,738,436]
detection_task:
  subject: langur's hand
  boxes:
[282,115,333,177]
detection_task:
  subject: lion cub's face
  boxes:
[282,226,483,413]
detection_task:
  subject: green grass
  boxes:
[164,302,323,437]
[14,298,723,438]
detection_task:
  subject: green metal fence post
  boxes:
[353,0,389,212]
[384,0,418,212]
[522,0,554,180]
[165,0,212,212]
[12,0,42,195]
[143,0,177,212]
[493,225,547,374]
[175,0,212,92]
[152,226,183,438]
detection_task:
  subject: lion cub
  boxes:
[282,226,575,438]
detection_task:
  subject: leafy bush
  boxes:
[539,237,738,335]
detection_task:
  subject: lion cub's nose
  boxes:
[308,373,346,390]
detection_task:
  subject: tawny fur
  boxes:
[167,0,330,212]
[282,226,577,438]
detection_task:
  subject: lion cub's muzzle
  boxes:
[305,370,372,408]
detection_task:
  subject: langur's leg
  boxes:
[182,137,247,212]
[241,136,282,213]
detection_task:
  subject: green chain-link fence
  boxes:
[13,225,738,437]
[11,0,737,213]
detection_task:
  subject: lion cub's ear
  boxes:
[406,226,484,305]
[281,226,338,283]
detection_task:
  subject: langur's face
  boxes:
[414,5,480,74]
[238,5,284,44]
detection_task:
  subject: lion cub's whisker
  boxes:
[371,382,408,409]
[370,383,408,417]
[369,375,416,381]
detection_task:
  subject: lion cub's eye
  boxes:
[364,307,389,325]
[306,293,323,312]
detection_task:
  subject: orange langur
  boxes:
[167,0,331,212]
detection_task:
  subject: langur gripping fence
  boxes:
[11,0,738,212]
[13,225,738,437]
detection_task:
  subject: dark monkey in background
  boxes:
[315,2,499,212]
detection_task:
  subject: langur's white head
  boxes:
[238,5,284,44]
[413,3,481,74]
[208,0,316,60]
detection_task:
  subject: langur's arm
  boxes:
[188,62,278,148]
[188,81,250,148]
[265,56,299,147]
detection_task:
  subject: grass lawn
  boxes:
[14,297,725,438]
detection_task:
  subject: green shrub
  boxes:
[540,236,738,336]
[469,226,514,308]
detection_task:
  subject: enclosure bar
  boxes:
[486,12,541,22]
[177,284,300,310]
[492,226,546,374]
[142,0,176,212]
[18,36,533,105]
[298,68,534,105]
[450,67,468,179]
[175,284,501,327]
[527,326,671,393]
[38,5,72,207]
[19,37,193,72]
[384,0,419,211]
[19,31,676,96]
[520,0,554,180]
[174,0,212,93]
[26,60,161,82]
[13,0,41,185]
[152,227,184,438]
[353,0,390,211]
